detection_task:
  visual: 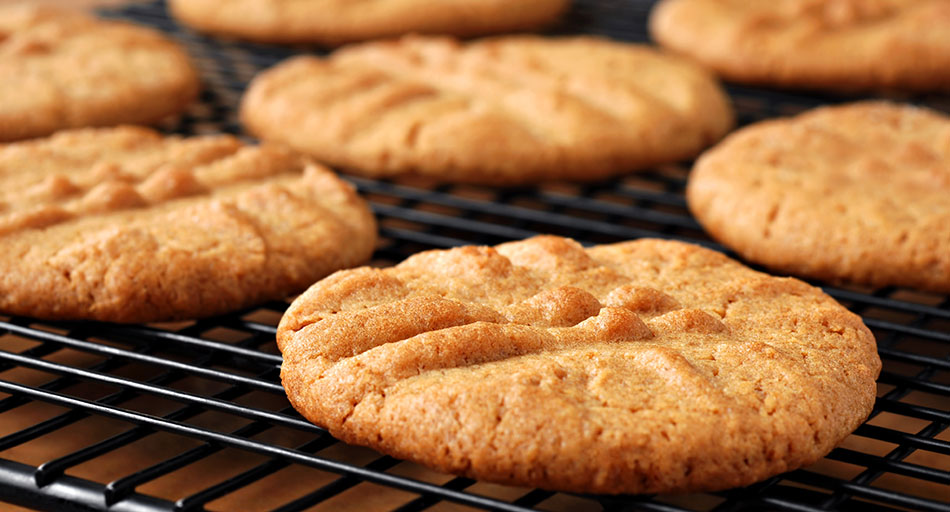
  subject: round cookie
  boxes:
[650,0,950,92]
[277,235,880,494]
[0,5,199,142]
[0,126,377,322]
[168,0,569,45]
[688,102,950,293]
[241,35,734,185]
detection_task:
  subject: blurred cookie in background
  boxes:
[650,0,950,92]
[241,35,734,185]
[168,0,570,45]
[0,4,199,141]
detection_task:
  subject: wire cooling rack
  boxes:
[1,1,948,511]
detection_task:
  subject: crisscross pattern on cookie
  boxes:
[241,36,734,184]
[0,126,376,322]
[278,236,879,494]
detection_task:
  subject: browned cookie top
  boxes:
[0,126,377,322]
[650,0,950,92]
[241,36,734,185]
[0,5,200,142]
[169,0,569,45]
[278,236,880,494]
[688,101,950,293]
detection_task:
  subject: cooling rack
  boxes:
[1,1,948,511]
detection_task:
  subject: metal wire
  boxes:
[0,1,947,511]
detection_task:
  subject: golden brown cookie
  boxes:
[168,0,569,45]
[650,0,950,92]
[0,5,199,142]
[0,126,376,322]
[277,235,880,494]
[688,101,950,293]
[241,35,734,185]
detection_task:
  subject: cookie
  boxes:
[241,35,734,185]
[0,126,376,322]
[277,235,880,494]
[650,0,950,92]
[0,5,199,142]
[168,0,569,45]
[688,101,950,293]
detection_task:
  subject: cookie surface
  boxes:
[688,102,950,293]
[168,0,568,45]
[278,235,880,494]
[0,5,199,142]
[241,36,734,185]
[650,0,950,92]
[0,126,376,322]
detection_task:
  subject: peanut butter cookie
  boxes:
[688,102,950,293]
[0,5,200,142]
[169,0,569,45]
[278,235,880,494]
[0,126,376,322]
[241,35,734,185]
[650,0,950,92]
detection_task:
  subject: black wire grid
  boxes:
[1,1,948,511]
